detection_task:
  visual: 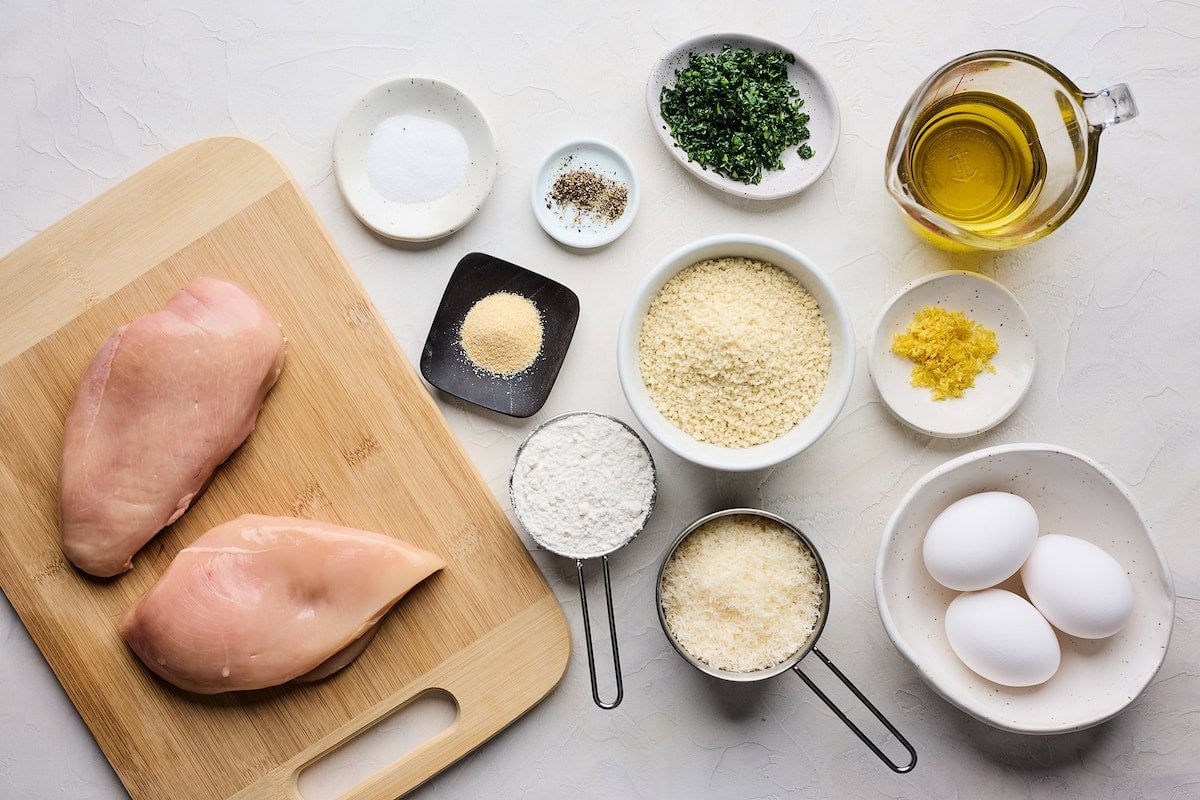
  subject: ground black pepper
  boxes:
[546,167,629,227]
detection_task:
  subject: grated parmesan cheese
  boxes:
[660,514,824,673]
[637,257,831,448]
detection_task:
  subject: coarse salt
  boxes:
[366,115,469,204]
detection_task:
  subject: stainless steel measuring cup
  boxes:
[510,411,658,710]
[656,508,917,772]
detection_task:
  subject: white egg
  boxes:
[922,491,1039,591]
[1020,534,1134,639]
[945,589,1061,687]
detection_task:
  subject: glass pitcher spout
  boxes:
[1083,84,1138,130]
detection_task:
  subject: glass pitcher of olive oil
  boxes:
[885,50,1137,251]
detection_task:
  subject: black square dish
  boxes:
[420,252,580,417]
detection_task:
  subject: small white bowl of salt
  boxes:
[333,76,498,242]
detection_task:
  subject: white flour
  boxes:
[510,413,655,559]
[366,114,468,203]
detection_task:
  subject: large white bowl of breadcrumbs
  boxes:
[618,234,855,471]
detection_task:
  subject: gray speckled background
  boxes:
[2,1,1197,798]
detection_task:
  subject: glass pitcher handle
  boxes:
[1082,83,1138,130]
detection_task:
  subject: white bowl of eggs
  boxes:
[876,443,1175,735]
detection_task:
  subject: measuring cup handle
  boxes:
[1082,83,1138,130]
[792,647,917,773]
[576,556,624,710]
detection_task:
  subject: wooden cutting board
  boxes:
[0,137,570,800]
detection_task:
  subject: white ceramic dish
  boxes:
[876,443,1175,735]
[531,138,640,249]
[617,234,855,472]
[646,33,840,200]
[333,76,497,242]
[869,270,1035,438]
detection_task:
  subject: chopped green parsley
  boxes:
[660,46,815,185]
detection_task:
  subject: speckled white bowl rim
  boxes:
[875,443,1176,735]
[617,233,855,472]
[646,32,841,200]
[868,270,1036,438]
[332,75,497,242]
[530,137,640,249]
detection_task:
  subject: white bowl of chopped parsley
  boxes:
[647,33,841,200]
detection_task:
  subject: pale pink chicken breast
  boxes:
[59,276,286,577]
[120,515,445,694]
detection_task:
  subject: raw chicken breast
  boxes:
[59,276,286,577]
[120,515,445,694]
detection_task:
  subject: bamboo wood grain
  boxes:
[0,137,570,800]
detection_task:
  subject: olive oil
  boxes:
[902,92,1046,232]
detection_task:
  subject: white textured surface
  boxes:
[2,1,1198,798]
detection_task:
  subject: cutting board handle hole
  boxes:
[296,688,459,800]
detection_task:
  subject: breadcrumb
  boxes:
[637,257,831,448]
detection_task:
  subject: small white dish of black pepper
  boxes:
[531,138,640,249]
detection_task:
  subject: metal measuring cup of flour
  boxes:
[656,508,917,772]
[510,411,658,710]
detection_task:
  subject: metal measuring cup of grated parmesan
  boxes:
[509,411,658,710]
[656,508,917,773]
